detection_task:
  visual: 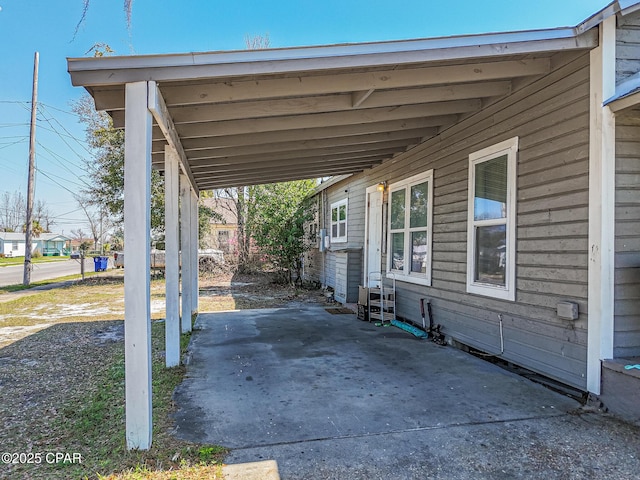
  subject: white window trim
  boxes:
[386,169,434,287]
[466,137,518,301]
[330,198,348,243]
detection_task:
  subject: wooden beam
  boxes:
[154,118,438,149]
[88,57,544,113]
[160,128,436,156]
[167,129,427,158]
[196,163,385,189]
[192,156,391,177]
[187,142,410,165]
[124,81,153,450]
[147,83,199,195]
[352,89,375,107]
[173,105,467,138]
[170,98,481,124]
[159,59,550,106]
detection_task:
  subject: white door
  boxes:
[366,188,383,287]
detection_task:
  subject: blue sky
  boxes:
[0,0,609,234]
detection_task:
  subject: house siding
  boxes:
[307,51,591,389]
[614,117,640,358]
[617,10,640,83]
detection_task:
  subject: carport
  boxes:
[67,25,604,450]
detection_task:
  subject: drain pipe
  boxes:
[475,313,505,357]
[498,314,505,355]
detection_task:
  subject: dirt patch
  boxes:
[199,272,325,311]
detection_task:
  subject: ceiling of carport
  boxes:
[68,28,597,192]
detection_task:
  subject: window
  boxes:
[466,137,518,300]
[387,170,433,286]
[12,242,18,251]
[330,199,348,243]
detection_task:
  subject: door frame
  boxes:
[364,184,384,286]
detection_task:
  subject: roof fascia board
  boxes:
[68,28,596,87]
[618,0,640,16]
[576,1,640,34]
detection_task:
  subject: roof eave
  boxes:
[68,28,596,88]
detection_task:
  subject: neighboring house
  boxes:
[201,197,238,253]
[0,232,71,257]
[299,4,640,418]
[37,233,71,256]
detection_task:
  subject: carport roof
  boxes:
[68,26,599,193]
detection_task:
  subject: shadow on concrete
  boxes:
[174,307,640,479]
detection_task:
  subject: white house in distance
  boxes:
[68,1,640,449]
[0,232,71,257]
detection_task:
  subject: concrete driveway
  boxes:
[173,307,640,479]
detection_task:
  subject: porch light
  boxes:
[377,181,387,192]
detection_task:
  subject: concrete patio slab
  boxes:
[173,307,640,479]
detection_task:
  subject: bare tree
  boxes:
[75,193,103,251]
[244,33,271,50]
[70,228,91,243]
[0,191,26,232]
[33,199,55,233]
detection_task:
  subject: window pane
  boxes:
[332,207,338,222]
[339,204,346,221]
[410,182,429,228]
[339,222,346,237]
[390,190,406,230]
[474,155,508,221]
[391,232,404,270]
[475,225,506,286]
[411,231,427,274]
[332,224,338,238]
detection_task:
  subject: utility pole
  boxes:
[23,51,39,286]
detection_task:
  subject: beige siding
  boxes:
[614,119,640,358]
[310,51,591,389]
[617,11,640,83]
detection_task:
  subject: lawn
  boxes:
[0,273,321,479]
[0,276,228,479]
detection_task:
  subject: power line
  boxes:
[36,142,91,186]
[35,166,87,191]
[39,105,91,148]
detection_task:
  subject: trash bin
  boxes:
[93,256,108,272]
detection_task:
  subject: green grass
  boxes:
[0,255,70,267]
[7,320,227,479]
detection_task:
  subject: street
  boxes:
[0,259,92,287]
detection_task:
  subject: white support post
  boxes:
[180,174,193,333]
[164,146,180,368]
[191,190,199,315]
[587,16,616,395]
[124,81,153,450]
